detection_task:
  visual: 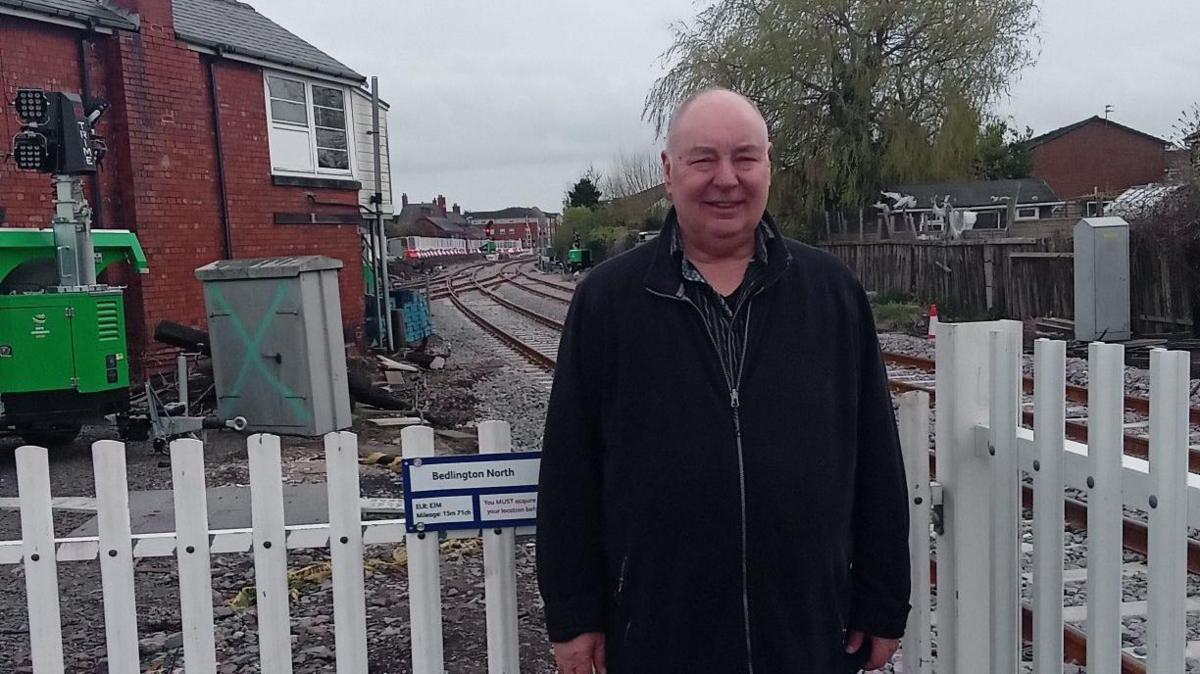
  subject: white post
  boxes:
[899,392,932,674]
[1086,342,1124,674]
[247,433,294,674]
[988,329,1021,674]
[404,425,445,672]
[480,421,520,674]
[325,431,369,674]
[1147,349,1189,673]
[92,440,141,673]
[170,438,218,674]
[934,319,1021,672]
[15,446,65,673]
[1031,339,1065,674]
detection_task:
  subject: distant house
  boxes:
[392,194,481,239]
[881,178,1063,234]
[1026,117,1170,202]
[466,207,559,248]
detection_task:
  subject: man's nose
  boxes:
[712,158,738,187]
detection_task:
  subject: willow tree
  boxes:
[645,0,1039,217]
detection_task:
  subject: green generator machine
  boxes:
[1,89,148,446]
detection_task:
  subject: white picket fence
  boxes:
[7,320,1199,673]
[900,320,1198,673]
[1,421,525,674]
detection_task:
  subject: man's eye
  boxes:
[690,158,714,165]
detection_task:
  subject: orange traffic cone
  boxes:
[927,304,939,341]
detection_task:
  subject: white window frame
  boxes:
[1085,200,1113,218]
[1015,206,1040,221]
[264,71,357,180]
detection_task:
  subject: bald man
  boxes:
[536,89,911,673]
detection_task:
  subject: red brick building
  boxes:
[466,207,559,249]
[0,0,392,373]
[1028,116,1169,201]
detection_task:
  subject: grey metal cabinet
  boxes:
[1073,218,1131,342]
[195,256,352,436]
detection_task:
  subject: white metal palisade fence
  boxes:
[900,320,1196,674]
[1,421,525,673]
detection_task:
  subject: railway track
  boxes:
[442,264,558,387]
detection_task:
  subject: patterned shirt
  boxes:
[670,222,771,391]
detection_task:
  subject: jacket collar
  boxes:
[643,207,792,297]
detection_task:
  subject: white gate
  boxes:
[900,320,1196,673]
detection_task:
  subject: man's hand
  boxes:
[845,631,899,671]
[553,632,606,674]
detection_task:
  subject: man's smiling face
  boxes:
[662,91,772,246]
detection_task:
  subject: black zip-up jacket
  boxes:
[536,212,911,673]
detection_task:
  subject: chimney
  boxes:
[437,195,447,212]
[401,193,408,207]
[452,203,460,215]
[106,0,174,30]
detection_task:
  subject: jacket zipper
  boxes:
[646,285,758,674]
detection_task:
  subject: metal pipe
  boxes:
[207,55,234,259]
[176,354,189,414]
[78,30,103,229]
[371,76,392,351]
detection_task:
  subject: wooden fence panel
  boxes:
[822,235,1192,333]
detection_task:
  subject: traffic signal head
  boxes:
[9,90,100,175]
[14,89,50,125]
[12,132,50,171]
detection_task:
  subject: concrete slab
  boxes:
[69,483,334,537]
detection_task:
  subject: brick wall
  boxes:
[0,6,366,376]
[1032,119,1168,199]
[0,17,106,227]
[212,61,364,338]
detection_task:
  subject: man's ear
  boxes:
[661,150,673,195]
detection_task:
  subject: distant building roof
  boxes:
[419,216,484,239]
[0,0,137,30]
[1026,116,1169,149]
[467,207,545,221]
[172,0,364,82]
[885,179,1061,210]
[1105,183,1184,217]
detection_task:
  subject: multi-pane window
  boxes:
[265,73,353,176]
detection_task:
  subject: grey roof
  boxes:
[467,207,543,221]
[173,0,364,82]
[195,255,343,280]
[885,179,1061,209]
[0,0,138,30]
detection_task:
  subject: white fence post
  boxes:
[899,391,932,674]
[326,431,369,674]
[247,433,295,674]
[170,438,219,674]
[1086,343,1124,674]
[1147,349,1190,672]
[934,319,1021,672]
[404,425,445,673]
[480,420,520,674]
[92,440,141,673]
[988,328,1021,674]
[1031,339,1065,674]
[15,445,65,673]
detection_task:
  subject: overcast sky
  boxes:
[246,0,1200,214]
